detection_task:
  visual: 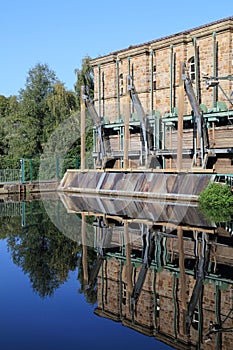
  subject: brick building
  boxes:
[89,17,233,172]
[92,222,233,350]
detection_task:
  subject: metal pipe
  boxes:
[123,57,131,170]
[80,89,86,170]
[116,59,120,118]
[177,63,184,172]
[102,71,105,117]
[150,49,154,113]
[212,32,217,108]
[170,45,174,113]
[156,115,160,150]
[128,57,132,115]
[162,122,166,169]
[193,37,200,102]
[98,64,101,117]
[128,57,131,77]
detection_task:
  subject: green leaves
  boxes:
[0,57,94,170]
[199,182,233,222]
[74,56,94,110]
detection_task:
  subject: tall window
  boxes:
[188,57,195,81]
[119,73,124,95]
[153,65,157,90]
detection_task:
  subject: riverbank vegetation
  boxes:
[199,182,233,222]
[0,57,94,172]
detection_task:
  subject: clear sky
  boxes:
[0,0,232,96]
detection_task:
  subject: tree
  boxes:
[43,83,78,147]
[199,182,233,222]
[7,201,80,298]
[17,63,59,156]
[0,58,94,171]
[0,95,21,166]
[74,56,94,110]
[0,95,8,118]
[0,95,9,156]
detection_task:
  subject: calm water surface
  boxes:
[0,198,172,350]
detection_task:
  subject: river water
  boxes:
[0,193,233,350]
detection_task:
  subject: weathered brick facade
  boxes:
[94,231,233,349]
[89,17,233,172]
[91,17,233,118]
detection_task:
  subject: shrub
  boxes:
[199,182,233,222]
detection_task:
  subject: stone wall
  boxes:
[91,17,233,120]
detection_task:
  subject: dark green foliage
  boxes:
[0,200,97,304]
[18,63,62,156]
[0,95,8,118]
[6,201,81,298]
[0,157,21,169]
[199,182,233,222]
[75,56,94,110]
[0,57,94,175]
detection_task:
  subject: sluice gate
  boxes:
[59,170,214,201]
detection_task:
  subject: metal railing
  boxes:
[215,174,233,187]
[0,169,21,183]
[0,202,22,217]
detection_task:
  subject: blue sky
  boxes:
[0,0,232,96]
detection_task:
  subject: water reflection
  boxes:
[60,193,233,350]
[0,195,81,299]
[1,193,233,349]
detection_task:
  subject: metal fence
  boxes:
[215,174,233,187]
[0,169,21,183]
[0,157,80,183]
[0,202,22,217]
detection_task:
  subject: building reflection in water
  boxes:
[60,193,233,350]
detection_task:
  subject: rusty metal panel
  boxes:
[170,174,211,196]
[60,170,213,200]
[101,173,119,190]
[148,174,168,194]
[84,172,103,189]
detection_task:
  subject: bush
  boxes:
[199,182,233,222]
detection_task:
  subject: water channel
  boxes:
[1,193,233,350]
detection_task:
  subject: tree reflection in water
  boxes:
[1,196,233,350]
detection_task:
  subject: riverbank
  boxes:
[0,180,59,196]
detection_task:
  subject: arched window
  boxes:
[188,57,195,81]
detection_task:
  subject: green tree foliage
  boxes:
[2,96,20,161]
[75,56,94,110]
[43,83,78,152]
[0,57,95,172]
[17,63,60,156]
[6,201,80,298]
[0,95,8,118]
[1,200,97,304]
[199,182,233,222]
[0,95,8,156]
